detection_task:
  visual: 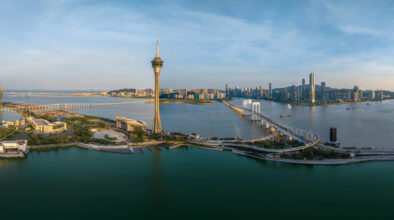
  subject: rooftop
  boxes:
[1,140,27,147]
[33,118,50,126]
[116,116,147,126]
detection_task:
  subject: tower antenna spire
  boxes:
[156,37,159,57]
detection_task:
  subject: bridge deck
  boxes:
[221,101,320,153]
[0,100,146,112]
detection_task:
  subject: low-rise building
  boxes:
[27,117,67,133]
[116,116,147,132]
[1,120,20,128]
[0,140,28,154]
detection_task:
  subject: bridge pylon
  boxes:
[242,99,252,116]
[251,102,261,121]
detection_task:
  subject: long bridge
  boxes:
[195,101,320,153]
[3,92,93,98]
[221,101,394,156]
[0,100,146,113]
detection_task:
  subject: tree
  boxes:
[28,132,39,145]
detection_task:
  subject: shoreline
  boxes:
[263,154,394,165]
[4,91,392,107]
[142,98,214,105]
[3,141,394,166]
[295,99,390,107]
[230,96,393,107]
[228,147,394,165]
[29,142,133,154]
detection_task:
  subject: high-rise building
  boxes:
[269,82,272,98]
[178,89,188,96]
[258,86,264,98]
[347,90,352,101]
[352,86,360,102]
[301,78,305,100]
[378,91,384,100]
[297,85,302,100]
[151,40,163,133]
[283,87,290,101]
[291,85,297,102]
[330,127,337,144]
[309,73,315,104]
[371,91,375,100]
[321,81,327,103]
[225,84,229,96]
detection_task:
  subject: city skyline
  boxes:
[2,0,394,90]
[2,1,394,219]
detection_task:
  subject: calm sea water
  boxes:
[1,95,394,219]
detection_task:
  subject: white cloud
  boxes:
[337,24,381,36]
[1,0,394,90]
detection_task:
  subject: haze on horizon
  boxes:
[1,0,394,91]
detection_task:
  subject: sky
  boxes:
[1,0,394,91]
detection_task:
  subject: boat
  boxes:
[287,104,292,109]
[280,114,292,118]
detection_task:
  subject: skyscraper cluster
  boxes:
[226,84,272,99]
[225,72,386,104]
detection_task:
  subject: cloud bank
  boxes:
[1,0,394,90]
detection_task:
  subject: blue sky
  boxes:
[1,0,394,90]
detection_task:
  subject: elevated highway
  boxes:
[206,131,277,145]
[195,101,321,153]
[3,92,92,97]
[223,101,319,143]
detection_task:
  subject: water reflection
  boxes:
[151,150,164,219]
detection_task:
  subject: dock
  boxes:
[0,152,26,159]
[165,143,184,150]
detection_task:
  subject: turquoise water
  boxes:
[1,147,394,219]
[1,95,394,219]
